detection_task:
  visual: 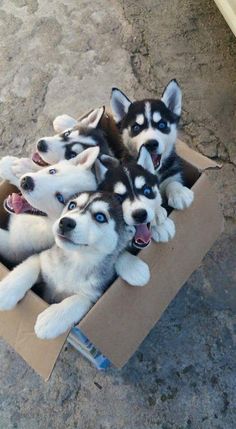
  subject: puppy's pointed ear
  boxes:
[71,146,100,169]
[95,155,119,183]
[110,88,131,123]
[53,115,78,133]
[161,79,182,117]
[137,145,155,175]
[79,106,105,129]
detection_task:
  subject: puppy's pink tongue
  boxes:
[32,152,48,166]
[135,224,151,245]
[151,153,161,168]
[8,193,32,214]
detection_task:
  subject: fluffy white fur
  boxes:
[0,193,144,339]
[0,147,100,263]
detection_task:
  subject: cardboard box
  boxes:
[0,141,224,380]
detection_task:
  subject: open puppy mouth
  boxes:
[150,152,162,169]
[32,152,49,167]
[132,222,151,249]
[4,192,46,216]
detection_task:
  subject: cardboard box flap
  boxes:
[79,174,224,367]
[176,140,222,171]
[0,265,68,381]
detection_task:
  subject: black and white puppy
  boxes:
[0,192,139,339]
[110,80,194,210]
[97,146,175,248]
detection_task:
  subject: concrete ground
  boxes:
[0,0,236,428]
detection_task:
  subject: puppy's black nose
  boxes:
[59,217,76,234]
[145,140,159,151]
[20,176,35,191]
[132,209,147,223]
[37,139,48,153]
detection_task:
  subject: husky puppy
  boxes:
[0,147,99,263]
[0,106,126,187]
[0,108,111,187]
[110,80,194,210]
[97,145,175,247]
[0,147,150,286]
[0,192,137,339]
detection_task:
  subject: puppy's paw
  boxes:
[168,186,194,210]
[35,305,70,339]
[0,156,20,185]
[155,206,167,225]
[152,218,175,243]
[125,259,150,287]
[12,158,37,178]
[0,280,23,310]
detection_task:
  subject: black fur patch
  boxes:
[157,149,184,184]
[63,128,111,160]
[120,99,180,131]
[99,159,158,202]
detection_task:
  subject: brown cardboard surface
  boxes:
[79,173,224,367]
[176,140,221,171]
[0,264,68,380]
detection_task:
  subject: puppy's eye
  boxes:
[63,130,71,138]
[68,151,77,159]
[68,201,77,210]
[158,120,168,130]
[115,193,126,203]
[55,192,65,204]
[143,185,152,198]
[132,123,141,134]
[94,212,107,223]
[49,168,57,175]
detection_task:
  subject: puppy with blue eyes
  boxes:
[0,147,100,264]
[110,80,194,210]
[97,145,176,247]
[0,192,139,339]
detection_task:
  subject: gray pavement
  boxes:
[0,0,236,428]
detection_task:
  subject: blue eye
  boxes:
[132,123,141,134]
[94,212,107,223]
[158,120,168,130]
[49,168,57,175]
[143,186,152,197]
[68,151,77,159]
[55,193,65,204]
[62,130,71,139]
[68,201,77,210]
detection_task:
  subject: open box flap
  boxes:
[176,140,222,171]
[0,264,68,381]
[79,174,224,367]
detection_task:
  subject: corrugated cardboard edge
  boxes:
[79,173,224,367]
[0,265,68,381]
[176,140,222,171]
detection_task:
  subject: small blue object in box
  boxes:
[67,327,111,370]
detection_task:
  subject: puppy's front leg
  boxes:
[155,205,167,225]
[115,251,150,287]
[151,217,176,243]
[35,294,93,339]
[0,156,22,187]
[161,178,194,210]
[0,254,41,310]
